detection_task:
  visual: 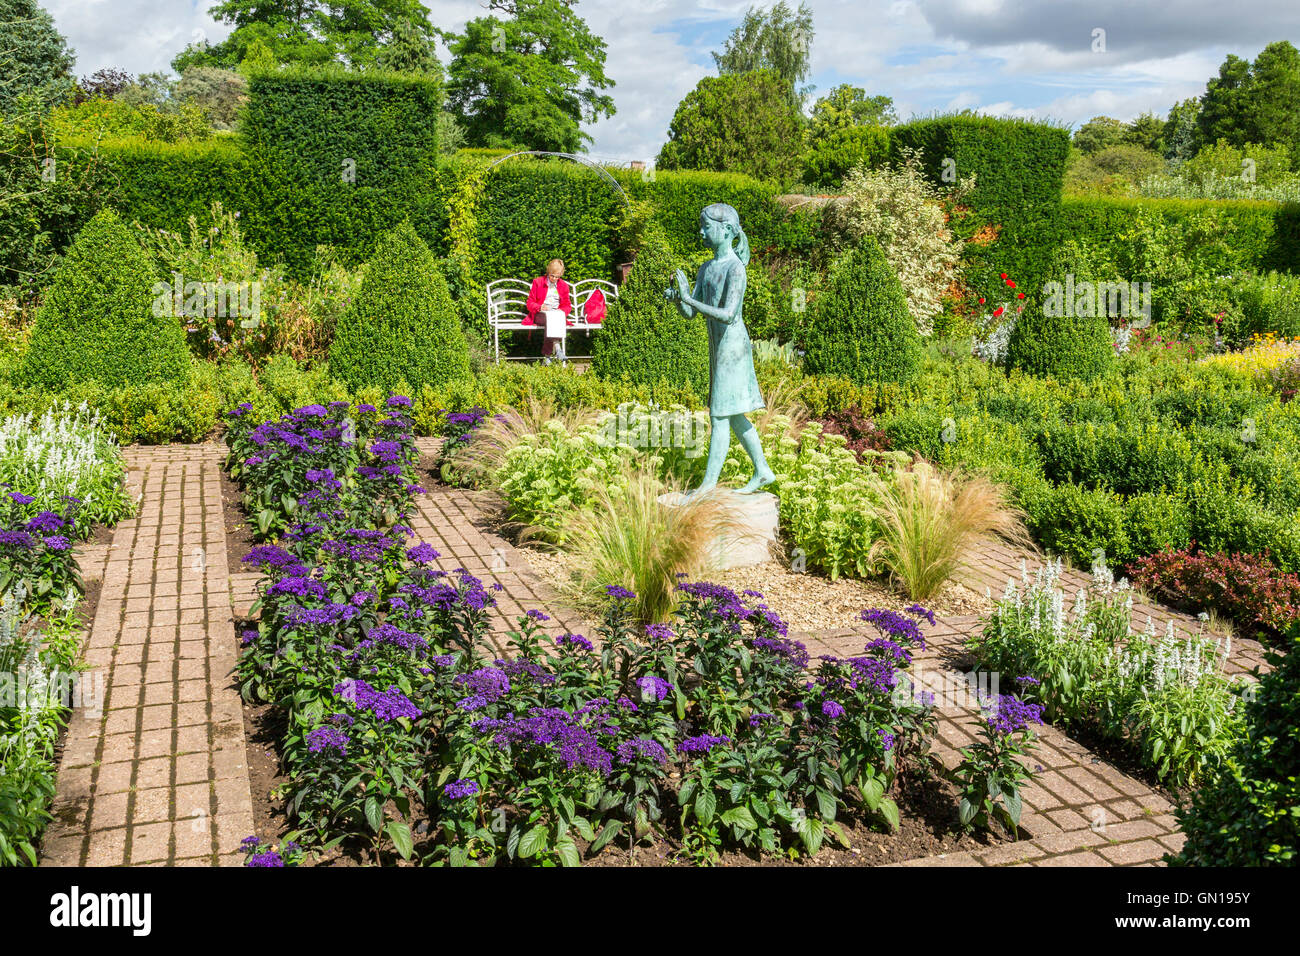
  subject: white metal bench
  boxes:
[487,278,620,363]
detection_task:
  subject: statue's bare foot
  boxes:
[683,481,718,501]
[737,470,776,494]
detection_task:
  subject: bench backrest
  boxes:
[487,278,619,327]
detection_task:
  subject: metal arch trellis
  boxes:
[483,150,631,206]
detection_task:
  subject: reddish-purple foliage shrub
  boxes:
[1127,543,1300,640]
[816,405,892,460]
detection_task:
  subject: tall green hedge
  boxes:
[20,208,189,389]
[890,115,1071,215]
[802,238,921,388]
[470,158,621,284]
[590,228,709,401]
[241,67,447,275]
[329,220,471,392]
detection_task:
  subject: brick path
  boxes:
[39,437,1265,868]
[41,444,253,867]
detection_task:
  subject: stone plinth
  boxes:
[657,489,779,570]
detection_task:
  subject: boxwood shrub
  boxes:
[590,228,709,403]
[20,208,189,391]
[1006,298,1113,382]
[802,238,921,388]
[329,221,472,393]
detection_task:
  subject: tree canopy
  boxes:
[442,0,614,153]
[712,0,814,109]
[656,69,804,186]
[0,0,75,114]
[1198,41,1300,165]
[171,0,437,72]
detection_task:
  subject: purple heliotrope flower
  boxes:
[981,694,1044,735]
[306,725,350,755]
[407,542,439,564]
[444,778,480,800]
[605,585,636,600]
[821,699,846,719]
[25,511,64,533]
[7,492,34,505]
[526,609,550,622]
[878,729,896,752]
[474,708,614,776]
[555,632,593,652]
[677,734,730,755]
[636,675,673,702]
[859,608,927,650]
[333,679,422,722]
[644,622,674,642]
[246,849,284,867]
[617,737,668,766]
[454,666,511,711]
[41,535,71,551]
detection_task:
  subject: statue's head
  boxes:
[699,203,750,265]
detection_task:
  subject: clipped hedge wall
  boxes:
[241,67,447,274]
[889,115,1071,215]
[968,196,1300,302]
[470,158,621,284]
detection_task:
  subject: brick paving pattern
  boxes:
[41,437,1265,867]
[41,444,253,867]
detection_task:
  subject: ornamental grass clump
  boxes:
[565,466,749,624]
[873,461,1030,601]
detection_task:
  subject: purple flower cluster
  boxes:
[752,634,810,670]
[859,607,928,650]
[617,737,669,766]
[306,725,350,755]
[981,695,1044,736]
[605,585,636,600]
[333,679,422,722]
[366,622,429,653]
[677,734,731,755]
[474,708,614,776]
[636,675,673,702]
[454,666,511,711]
[644,622,674,642]
[444,778,480,800]
[555,632,594,652]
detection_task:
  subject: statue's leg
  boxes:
[688,415,732,495]
[733,415,776,494]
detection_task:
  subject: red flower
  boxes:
[1006,280,1016,289]
[1016,292,1025,299]
[992,306,1005,317]
[978,297,986,305]
[999,273,1007,280]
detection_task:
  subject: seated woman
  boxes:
[525,258,572,360]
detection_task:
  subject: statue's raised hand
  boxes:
[674,268,692,302]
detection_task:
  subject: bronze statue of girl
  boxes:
[666,202,776,496]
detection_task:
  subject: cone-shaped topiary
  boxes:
[20,208,189,390]
[591,227,709,402]
[329,220,471,393]
[802,237,920,387]
[1170,627,1300,866]
[1006,298,1113,382]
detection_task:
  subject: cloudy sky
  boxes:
[44,0,1300,162]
